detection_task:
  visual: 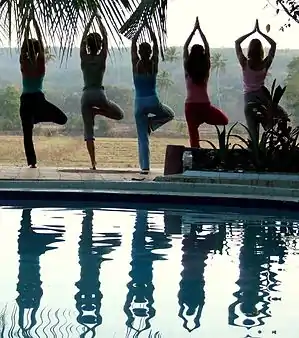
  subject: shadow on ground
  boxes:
[58,169,140,174]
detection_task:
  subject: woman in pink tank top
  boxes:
[183,17,228,148]
[235,19,277,142]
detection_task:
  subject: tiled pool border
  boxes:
[156,170,299,189]
[0,177,299,211]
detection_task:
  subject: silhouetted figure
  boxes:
[80,14,124,170]
[183,16,228,148]
[124,210,171,336]
[178,223,225,332]
[19,18,67,168]
[16,208,65,336]
[131,23,174,174]
[228,225,287,330]
[235,19,287,143]
[74,209,121,337]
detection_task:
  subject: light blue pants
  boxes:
[134,95,174,170]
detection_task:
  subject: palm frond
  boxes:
[275,0,299,26]
[120,0,168,58]
[0,0,139,60]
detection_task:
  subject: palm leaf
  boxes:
[200,140,217,149]
[120,0,168,58]
[226,122,238,147]
[230,134,250,147]
[231,143,245,150]
[270,78,277,98]
[0,0,145,61]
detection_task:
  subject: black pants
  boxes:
[20,92,67,166]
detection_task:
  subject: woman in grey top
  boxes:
[80,13,124,170]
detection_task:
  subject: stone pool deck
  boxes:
[0,166,161,181]
[0,166,299,203]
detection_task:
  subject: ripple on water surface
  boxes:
[0,204,298,337]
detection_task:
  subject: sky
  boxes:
[4,0,299,50]
[165,0,299,48]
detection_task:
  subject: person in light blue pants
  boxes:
[131,23,174,174]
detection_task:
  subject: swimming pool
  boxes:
[0,203,298,337]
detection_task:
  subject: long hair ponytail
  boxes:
[186,44,210,85]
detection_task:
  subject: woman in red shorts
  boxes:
[183,17,228,148]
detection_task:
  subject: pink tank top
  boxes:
[242,64,267,93]
[185,75,210,103]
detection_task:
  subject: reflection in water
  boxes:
[178,223,225,332]
[0,206,299,337]
[75,210,121,337]
[164,212,182,235]
[16,208,65,336]
[228,226,287,329]
[124,210,171,336]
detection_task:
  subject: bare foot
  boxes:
[90,162,97,170]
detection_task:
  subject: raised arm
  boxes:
[198,21,210,59]
[32,18,44,55]
[131,26,142,66]
[257,22,276,70]
[183,19,197,62]
[235,23,255,67]
[20,21,30,63]
[146,23,158,64]
[97,15,108,61]
[80,14,94,58]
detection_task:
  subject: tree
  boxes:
[0,85,20,131]
[157,70,174,103]
[284,56,299,123]
[157,46,179,103]
[211,52,227,107]
[45,46,56,64]
[164,46,180,62]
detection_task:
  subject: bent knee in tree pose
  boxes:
[19,16,67,168]
[131,21,174,174]
[235,19,288,142]
[80,12,124,170]
[183,17,228,148]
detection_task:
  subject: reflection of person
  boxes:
[20,17,67,168]
[183,17,228,148]
[123,210,155,334]
[131,23,174,174]
[235,19,286,142]
[178,225,206,332]
[75,210,121,336]
[228,226,286,329]
[16,209,64,335]
[80,13,124,170]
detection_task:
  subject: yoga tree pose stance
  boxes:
[131,22,174,174]
[20,17,67,168]
[183,17,228,148]
[235,19,288,143]
[80,13,124,170]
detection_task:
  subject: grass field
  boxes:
[0,135,188,168]
[0,130,249,168]
[0,134,226,168]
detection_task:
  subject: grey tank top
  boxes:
[81,55,105,90]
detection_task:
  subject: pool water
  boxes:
[0,205,298,337]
